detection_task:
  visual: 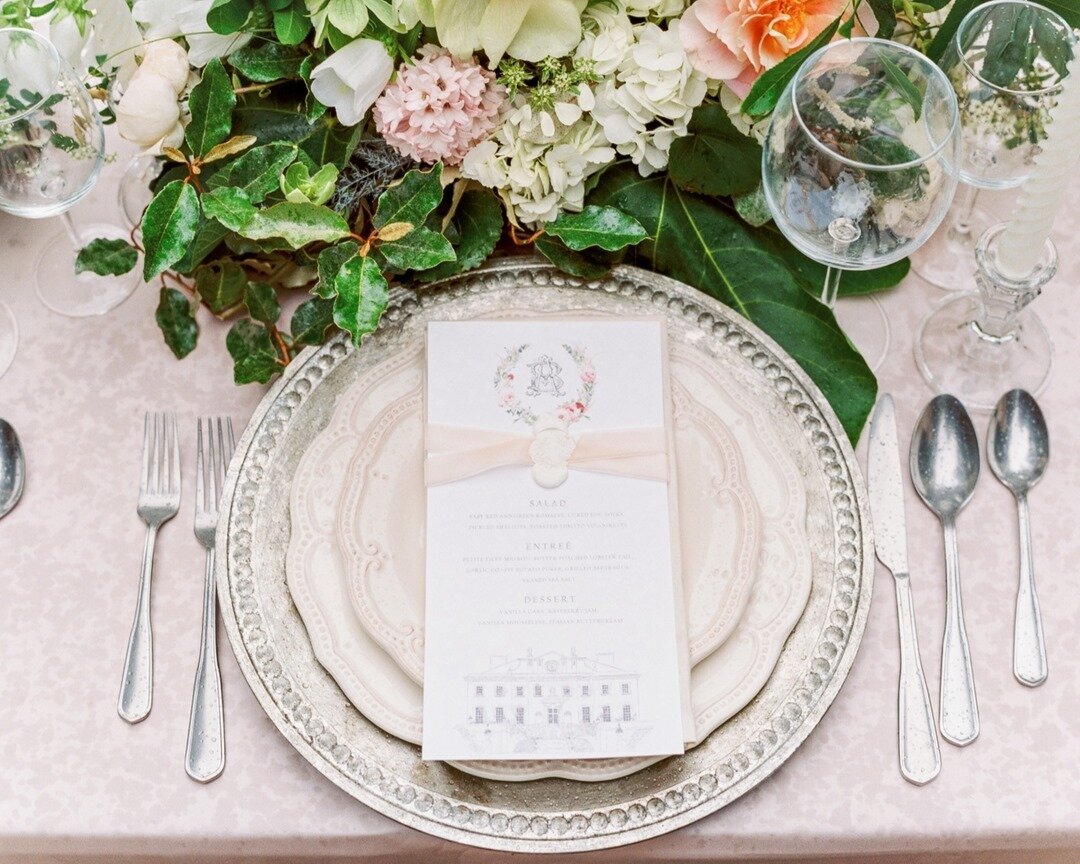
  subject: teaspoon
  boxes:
[988,389,1049,687]
[0,418,24,519]
[910,395,980,746]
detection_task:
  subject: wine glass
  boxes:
[911,0,1076,290]
[0,27,139,318]
[762,38,961,369]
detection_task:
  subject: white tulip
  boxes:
[309,38,394,127]
[140,40,190,94]
[116,71,184,150]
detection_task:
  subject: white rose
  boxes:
[309,38,395,127]
[133,0,251,66]
[116,71,184,150]
[140,40,190,94]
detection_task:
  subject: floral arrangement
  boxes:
[6,0,1070,440]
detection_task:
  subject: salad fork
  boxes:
[185,417,234,783]
[118,412,180,724]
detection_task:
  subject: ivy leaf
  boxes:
[376,221,413,242]
[245,281,281,325]
[75,237,138,276]
[185,59,235,157]
[236,201,351,247]
[290,296,335,345]
[207,141,298,202]
[545,205,647,252]
[231,96,360,169]
[155,287,199,359]
[741,17,840,117]
[534,234,617,279]
[274,0,311,44]
[591,165,875,444]
[668,104,763,197]
[202,186,257,231]
[194,260,247,313]
[174,221,230,274]
[206,0,253,33]
[333,254,388,346]
[201,134,258,164]
[315,240,359,297]
[417,188,504,283]
[229,41,307,82]
[374,164,444,229]
[227,319,280,384]
[378,226,455,271]
[142,180,201,279]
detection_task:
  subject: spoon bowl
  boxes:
[910,394,980,519]
[0,418,25,519]
[988,389,1048,495]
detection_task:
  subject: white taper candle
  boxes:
[996,52,1080,280]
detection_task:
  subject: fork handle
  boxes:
[118,525,158,723]
[186,548,225,783]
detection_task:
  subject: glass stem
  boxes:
[947,185,980,245]
[821,266,842,308]
[59,211,83,248]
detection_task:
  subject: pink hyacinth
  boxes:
[374,46,505,167]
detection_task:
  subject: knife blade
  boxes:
[869,394,909,577]
[867,393,941,786]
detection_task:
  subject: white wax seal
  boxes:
[529,415,575,488]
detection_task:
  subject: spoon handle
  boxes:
[940,519,979,746]
[1014,495,1048,686]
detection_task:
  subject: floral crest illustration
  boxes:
[494,344,595,426]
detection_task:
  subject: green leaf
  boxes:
[202,186,258,231]
[378,226,455,271]
[290,296,335,345]
[315,240,359,297]
[226,319,280,384]
[174,220,230,274]
[280,161,339,205]
[232,96,360,169]
[274,1,311,44]
[207,0,253,33]
[75,237,138,276]
[880,52,923,120]
[667,104,763,197]
[194,260,247,313]
[155,287,199,359]
[245,281,281,325]
[142,180,201,279]
[741,17,840,117]
[236,201,351,247]
[927,0,981,61]
[185,59,235,157]
[980,3,1033,89]
[374,164,445,229]
[207,141,298,202]
[333,254,388,345]
[864,0,896,39]
[228,42,306,82]
[417,188,504,282]
[1039,0,1080,27]
[534,234,617,279]
[591,165,876,443]
[545,205,647,252]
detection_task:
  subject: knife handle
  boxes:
[894,574,941,785]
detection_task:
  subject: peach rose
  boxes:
[679,0,846,97]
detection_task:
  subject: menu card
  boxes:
[422,319,687,761]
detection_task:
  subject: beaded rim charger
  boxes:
[216,259,873,853]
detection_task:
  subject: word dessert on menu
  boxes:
[422,318,689,761]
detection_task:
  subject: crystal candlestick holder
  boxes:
[915,222,1057,410]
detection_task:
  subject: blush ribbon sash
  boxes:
[425,423,669,488]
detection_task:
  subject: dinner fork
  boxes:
[185,417,234,783]
[118,412,180,724]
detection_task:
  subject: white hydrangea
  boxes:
[576,5,635,77]
[624,0,687,20]
[719,84,770,144]
[462,94,615,225]
[587,19,707,175]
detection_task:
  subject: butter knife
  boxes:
[868,395,941,786]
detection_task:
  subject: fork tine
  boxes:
[169,413,180,496]
[140,412,152,493]
[150,412,162,494]
[207,418,218,510]
[214,417,226,506]
[196,418,205,514]
[226,418,235,463]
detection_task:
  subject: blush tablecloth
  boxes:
[0,152,1078,864]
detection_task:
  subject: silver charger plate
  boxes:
[217,259,873,853]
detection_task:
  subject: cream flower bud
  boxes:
[309,38,395,127]
[116,71,183,149]
[140,40,190,94]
